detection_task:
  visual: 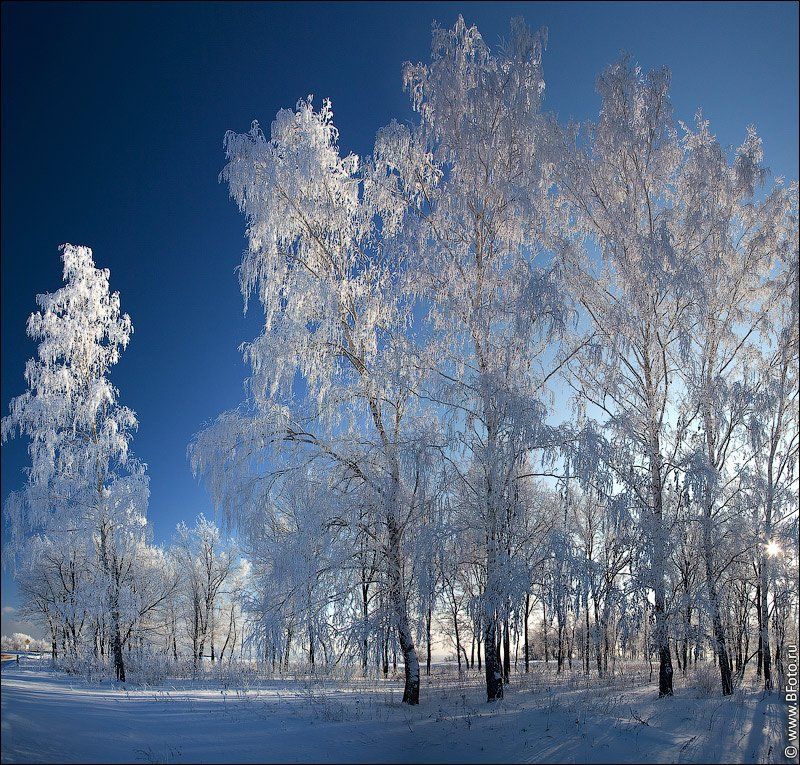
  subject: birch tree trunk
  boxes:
[524,592,530,673]
[483,507,503,700]
[594,598,604,677]
[110,585,125,682]
[701,494,733,695]
[650,447,674,697]
[760,549,773,691]
[99,522,126,682]
[386,459,420,704]
[426,606,432,676]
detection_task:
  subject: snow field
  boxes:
[1,656,792,764]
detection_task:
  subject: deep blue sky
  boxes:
[2,1,797,631]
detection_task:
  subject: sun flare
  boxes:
[766,541,781,557]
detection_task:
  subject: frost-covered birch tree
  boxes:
[172,515,236,667]
[554,57,695,697]
[238,467,360,672]
[749,212,799,691]
[3,244,149,682]
[678,115,798,694]
[381,15,566,702]
[190,96,431,703]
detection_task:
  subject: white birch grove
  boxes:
[189,93,439,703]
[172,515,237,667]
[748,226,799,691]
[3,17,797,709]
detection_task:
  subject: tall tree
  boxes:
[750,205,799,691]
[172,515,236,667]
[678,115,798,694]
[554,57,694,697]
[191,98,427,703]
[3,244,148,682]
[389,15,563,702]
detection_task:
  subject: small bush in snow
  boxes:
[690,664,720,697]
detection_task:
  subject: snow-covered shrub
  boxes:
[56,651,106,682]
[690,663,720,697]
[208,659,261,690]
[127,652,171,686]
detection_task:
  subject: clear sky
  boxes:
[2,1,797,634]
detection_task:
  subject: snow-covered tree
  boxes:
[677,114,798,694]
[239,468,351,671]
[553,57,694,697]
[190,92,436,702]
[748,212,799,691]
[0,633,48,652]
[3,244,149,681]
[385,15,566,701]
[172,515,237,667]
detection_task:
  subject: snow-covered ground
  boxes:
[1,656,793,764]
